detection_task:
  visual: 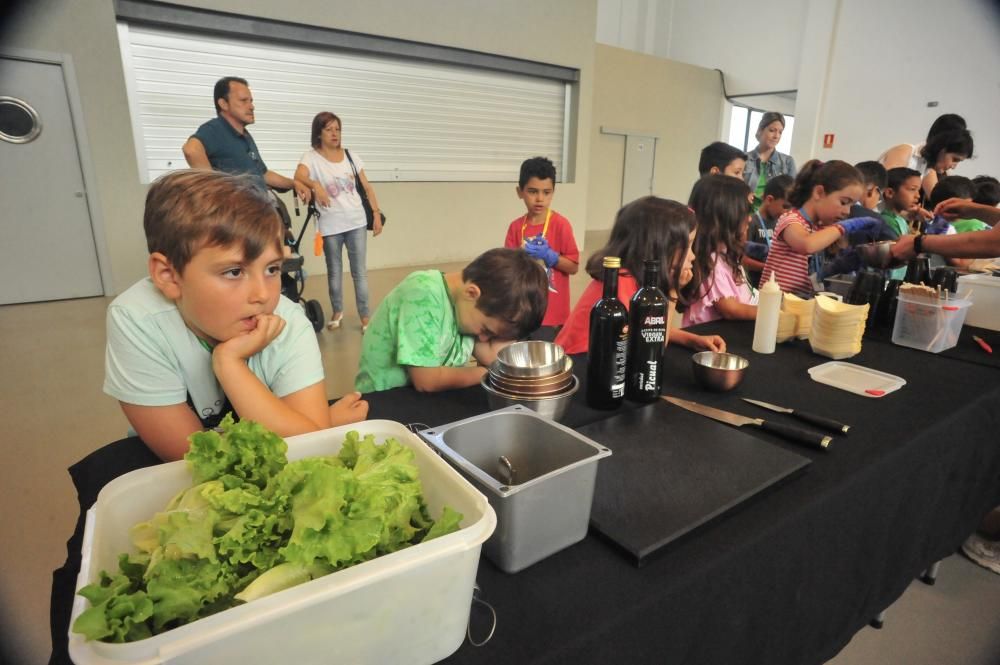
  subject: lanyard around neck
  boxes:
[521,208,552,245]
[196,336,214,353]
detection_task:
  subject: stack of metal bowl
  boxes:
[481,341,578,421]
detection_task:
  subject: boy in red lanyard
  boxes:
[503,157,580,328]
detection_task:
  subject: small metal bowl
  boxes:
[488,374,575,397]
[481,375,579,421]
[856,241,903,270]
[691,352,749,392]
[488,364,574,388]
[495,341,567,378]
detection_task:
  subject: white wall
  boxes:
[812,0,1000,179]
[597,0,806,116]
[597,0,1000,180]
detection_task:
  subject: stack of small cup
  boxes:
[482,341,578,420]
[782,294,815,339]
[809,294,870,359]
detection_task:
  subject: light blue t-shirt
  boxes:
[104,278,324,425]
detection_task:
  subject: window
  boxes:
[726,104,794,154]
[117,21,573,183]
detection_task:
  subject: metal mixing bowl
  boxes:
[856,241,903,270]
[495,341,567,378]
[691,352,749,392]
[481,375,579,421]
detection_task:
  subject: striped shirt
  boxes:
[761,209,815,298]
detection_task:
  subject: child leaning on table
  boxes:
[555,196,726,355]
[503,156,580,328]
[761,160,880,298]
[355,248,548,393]
[104,170,367,462]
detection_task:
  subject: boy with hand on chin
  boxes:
[104,170,367,461]
[355,248,548,393]
[504,156,579,328]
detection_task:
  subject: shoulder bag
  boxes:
[345,149,385,230]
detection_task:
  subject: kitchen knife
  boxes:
[662,396,832,451]
[741,398,850,434]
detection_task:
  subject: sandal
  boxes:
[326,313,344,330]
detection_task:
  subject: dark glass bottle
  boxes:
[586,256,629,409]
[625,260,667,402]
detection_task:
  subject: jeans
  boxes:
[322,226,370,318]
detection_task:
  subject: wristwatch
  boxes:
[913,233,924,256]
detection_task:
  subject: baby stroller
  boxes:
[273,194,325,332]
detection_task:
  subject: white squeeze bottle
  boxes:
[752,273,782,354]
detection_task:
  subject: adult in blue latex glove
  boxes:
[923,215,951,235]
[836,216,881,236]
[525,235,560,268]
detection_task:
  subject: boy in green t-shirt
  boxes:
[355,248,548,393]
[882,167,925,279]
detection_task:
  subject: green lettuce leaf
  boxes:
[421,506,464,543]
[185,414,287,488]
[72,557,154,643]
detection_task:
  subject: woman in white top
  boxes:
[295,112,383,331]
[879,114,974,199]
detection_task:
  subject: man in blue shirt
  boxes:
[182,76,311,202]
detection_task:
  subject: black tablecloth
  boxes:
[51,321,1000,665]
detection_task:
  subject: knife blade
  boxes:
[661,396,832,451]
[741,398,850,434]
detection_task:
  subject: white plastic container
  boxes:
[68,421,496,665]
[957,273,1000,331]
[891,293,972,353]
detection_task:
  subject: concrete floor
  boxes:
[2,234,999,663]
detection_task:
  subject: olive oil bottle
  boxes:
[625,260,667,402]
[586,256,629,409]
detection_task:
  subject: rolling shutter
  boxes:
[118,22,569,183]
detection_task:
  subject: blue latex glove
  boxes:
[744,241,768,262]
[836,217,881,236]
[924,215,951,235]
[525,236,559,268]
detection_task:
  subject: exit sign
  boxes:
[823,133,835,149]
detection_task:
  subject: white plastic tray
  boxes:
[69,421,496,665]
[807,361,906,398]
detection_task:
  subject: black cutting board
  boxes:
[578,401,811,566]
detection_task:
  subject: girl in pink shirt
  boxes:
[683,175,759,326]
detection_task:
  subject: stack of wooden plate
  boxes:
[809,295,870,359]
[782,294,815,339]
[775,310,798,343]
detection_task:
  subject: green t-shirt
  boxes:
[951,218,990,234]
[753,162,769,212]
[355,270,475,393]
[881,210,910,280]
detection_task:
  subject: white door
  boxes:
[0,57,104,304]
[621,134,657,206]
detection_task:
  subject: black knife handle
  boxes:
[791,410,850,435]
[757,419,833,451]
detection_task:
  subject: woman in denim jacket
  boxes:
[743,112,797,210]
